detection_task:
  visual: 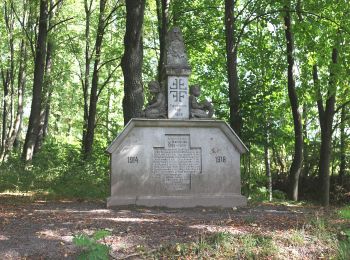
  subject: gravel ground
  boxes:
[0,195,315,259]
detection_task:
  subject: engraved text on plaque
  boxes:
[153,135,201,190]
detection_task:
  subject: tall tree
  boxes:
[284,5,303,201]
[34,0,60,153]
[22,0,49,161]
[338,105,347,184]
[264,129,272,201]
[313,47,338,207]
[0,0,15,161]
[122,0,145,125]
[66,0,122,158]
[156,0,169,83]
[82,0,107,157]
[2,17,28,159]
[2,0,32,158]
[224,0,240,134]
[82,0,93,151]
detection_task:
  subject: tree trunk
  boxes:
[224,0,241,135]
[338,105,346,185]
[82,0,107,157]
[264,130,272,201]
[3,38,27,157]
[302,104,310,176]
[318,116,334,207]
[34,38,53,154]
[106,87,112,141]
[313,48,338,207]
[284,6,303,201]
[1,70,9,160]
[22,0,48,161]
[0,1,15,161]
[34,0,59,154]
[82,0,93,147]
[14,10,29,149]
[156,0,169,83]
[122,0,145,125]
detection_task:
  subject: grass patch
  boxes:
[338,241,350,260]
[287,229,305,246]
[337,206,350,259]
[151,232,279,259]
[339,207,350,220]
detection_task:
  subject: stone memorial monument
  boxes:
[165,27,191,119]
[106,27,248,208]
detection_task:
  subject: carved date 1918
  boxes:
[215,156,226,163]
[128,156,139,164]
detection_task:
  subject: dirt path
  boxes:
[0,195,319,259]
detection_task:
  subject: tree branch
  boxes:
[48,0,63,14]
[235,0,255,20]
[103,2,124,26]
[235,8,349,50]
[335,100,350,114]
[332,116,350,133]
[97,56,122,72]
[10,3,35,57]
[48,17,74,32]
[97,63,121,98]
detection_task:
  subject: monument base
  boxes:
[106,119,248,209]
[107,194,247,208]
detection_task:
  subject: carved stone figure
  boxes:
[165,27,190,68]
[189,85,214,119]
[164,27,191,119]
[142,81,167,119]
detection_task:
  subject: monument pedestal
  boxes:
[106,119,248,208]
[107,194,246,208]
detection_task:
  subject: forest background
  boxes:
[0,0,349,207]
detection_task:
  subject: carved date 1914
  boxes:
[128,156,139,164]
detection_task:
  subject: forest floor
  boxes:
[0,193,347,259]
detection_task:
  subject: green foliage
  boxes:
[242,166,287,202]
[308,216,338,254]
[238,234,278,258]
[337,207,350,260]
[0,0,349,206]
[73,230,111,260]
[339,207,350,220]
[287,229,305,246]
[152,232,278,259]
[338,241,350,260]
[273,190,287,200]
[0,138,109,199]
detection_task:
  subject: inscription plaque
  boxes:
[168,76,189,119]
[153,135,201,190]
[162,174,191,191]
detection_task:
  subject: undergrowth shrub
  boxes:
[73,230,111,259]
[0,138,109,199]
[338,207,350,260]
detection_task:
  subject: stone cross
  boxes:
[164,27,191,119]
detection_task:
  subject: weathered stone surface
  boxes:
[106,119,248,208]
[142,81,167,119]
[164,27,191,119]
[164,27,190,73]
[189,85,214,119]
[168,76,189,119]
